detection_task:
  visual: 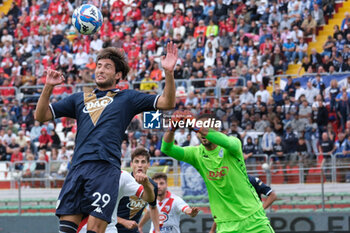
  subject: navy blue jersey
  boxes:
[248,175,272,200]
[50,89,159,168]
[116,174,158,233]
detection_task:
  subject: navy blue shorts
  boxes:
[56,160,120,223]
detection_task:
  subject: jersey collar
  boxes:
[93,88,120,93]
[165,191,171,198]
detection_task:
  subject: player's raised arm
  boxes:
[34,69,65,122]
[156,42,177,110]
[134,172,155,203]
[196,128,242,155]
[161,130,186,161]
[263,191,277,209]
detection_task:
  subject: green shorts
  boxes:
[216,208,275,233]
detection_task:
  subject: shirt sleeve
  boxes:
[249,175,272,197]
[205,129,242,157]
[121,171,144,198]
[161,139,198,167]
[174,196,189,215]
[50,93,78,119]
[129,90,160,114]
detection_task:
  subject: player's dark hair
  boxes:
[131,147,150,162]
[97,47,130,80]
[152,172,167,181]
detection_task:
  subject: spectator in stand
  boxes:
[309,49,323,71]
[261,126,276,156]
[296,137,313,182]
[22,153,36,188]
[328,80,340,113]
[315,96,328,135]
[336,91,350,131]
[301,13,317,41]
[304,80,319,104]
[16,130,28,152]
[319,132,336,181]
[294,81,306,102]
[311,3,325,26]
[140,71,158,91]
[30,120,42,142]
[342,134,350,182]
[335,132,347,158]
[271,136,285,172]
[283,36,296,64]
[34,153,47,187]
[243,136,256,171]
[312,74,326,97]
[74,47,89,69]
[341,12,350,30]
[239,87,255,105]
[38,128,52,151]
[254,85,270,103]
[0,139,7,161]
[270,46,287,74]
[11,147,23,170]
[185,92,198,107]
[295,37,308,64]
[3,129,17,145]
[282,125,298,182]
[273,85,284,106]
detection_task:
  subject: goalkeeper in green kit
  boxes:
[161,111,275,233]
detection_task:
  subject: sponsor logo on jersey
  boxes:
[207,166,229,180]
[159,213,169,223]
[94,206,103,214]
[83,92,117,125]
[218,148,224,158]
[160,226,173,232]
[126,198,146,210]
[83,96,114,113]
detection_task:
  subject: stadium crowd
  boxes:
[0,0,350,185]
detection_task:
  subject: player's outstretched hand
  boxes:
[161,41,178,72]
[45,69,65,86]
[186,207,200,217]
[134,172,149,186]
[122,219,138,230]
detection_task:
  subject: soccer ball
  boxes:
[72,4,103,35]
[262,163,270,170]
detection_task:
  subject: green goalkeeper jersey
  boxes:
[161,129,263,223]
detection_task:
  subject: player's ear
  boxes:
[115,71,122,82]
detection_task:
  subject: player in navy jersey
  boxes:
[34,43,178,233]
[117,147,160,233]
[248,175,277,208]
